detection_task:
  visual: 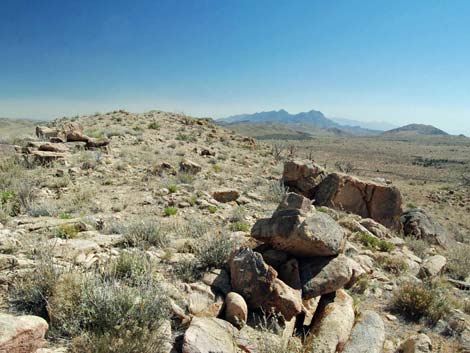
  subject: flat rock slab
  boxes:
[342,311,385,353]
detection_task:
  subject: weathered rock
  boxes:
[182,317,239,353]
[27,150,65,165]
[418,255,447,278]
[230,248,302,320]
[252,209,345,257]
[85,138,110,149]
[61,122,89,142]
[279,258,301,290]
[225,292,248,328]
[306,290,355,353]
[399,333,432,353]
[202,269,231,295]
[282,160,327,197]
[276,192,312,213]
[314,173,403,230]
[187,283,224,318]
[342,311,385,353]
[179,159,202,175]
[300,254,363,299]
[213,190,240,203]
[401,209,448,245]
[360,218,392,239]
[0,313,48,353]
[36,126,59,140]
[38,143,69,153]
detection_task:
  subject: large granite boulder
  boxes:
[314,173,403,230]
[342,311,385,353]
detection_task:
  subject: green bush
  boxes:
[208,205,217,214]
[53,224,79,239]
[164,207,178,217]
[123,220,169,249]
[390,281,449,324]
[230,221,250,232]
[103,251,152,286]
[168,185,178,193]
[357,233,394,252]
[147,121,160,130]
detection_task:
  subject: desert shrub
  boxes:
[10,255,62,319]
[50,275,171,353]
[176,133,197,142]
[212,164,223,173]
[172,257,200,283]
[123,220,169,249]
[177,172,195,184]
[179,217,210,239]
[197,234,235,270]
[208,205,217,214]
[377,256,409,274]
[405,236,428,259]
[230,221,250,232]
[52,224,79,239]
[164,207,178,216]
[446,244,470,280]
[335,161,354,173]
[265,181,287,203]
[168,184,178,193]
[390,281,449,324]
[27,201,57,217]
[147,121,160,130]
[357,233,394,252]
[230,206,246,223]
[103,251,152,286]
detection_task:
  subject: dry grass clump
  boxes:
[445,244,470,280]
[10,250,170,353]
[405,236,428,259]
[390,280,450,324]
[122,219,170,249]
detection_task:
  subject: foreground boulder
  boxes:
[306,290,355,353]
[182,317,239,353]
[0,313,48,353]
[252,207,345,257]
[300,255,363,299]
[314,173,403,230]
[282,160,327,197]
[399,333,432,353]
[418,255,447,278]
[230,248,302,320]
[342,311,385,353]
[401,208,448,245]
[225,292,248,328]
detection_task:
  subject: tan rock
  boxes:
[306,290,355,353]
[282,160,327,197]
[399,333,432,353]
[180,159,202,175]
[182,317,239,353]
[252,209,345,257]
[314,173,403,230]
[342,310,385,353]
[418,255,447,278]
[213,190,240,203]
[225,292,248,328]
[0,313,48,353]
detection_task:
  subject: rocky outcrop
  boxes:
[401,208,448,245]
[0,313,48,353]
[282,160,327,197]
[229,248,302,320]
[342,311,385,353]
[306,290,355,353]
[180,159,202,175]
[251,207,345,257]
[313,173,403,230]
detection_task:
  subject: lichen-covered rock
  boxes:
[213,190,240,203]
[252,209,345,257]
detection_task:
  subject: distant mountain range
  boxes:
[217,109,450,139]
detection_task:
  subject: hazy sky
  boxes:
[2,0,470,135]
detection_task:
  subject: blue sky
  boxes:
[1,0,470,134]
